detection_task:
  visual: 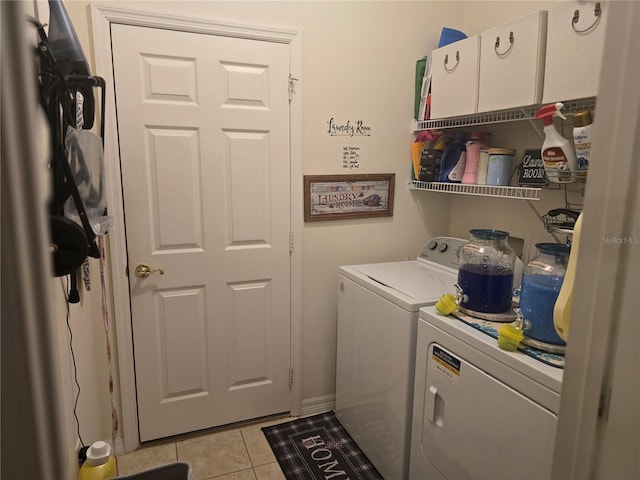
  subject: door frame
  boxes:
[91,3,303,453]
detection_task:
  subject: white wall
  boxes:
[57,0,569,447]
[462,0,560,35]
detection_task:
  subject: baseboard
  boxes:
[301,394,335,416]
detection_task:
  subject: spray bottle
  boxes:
[573,110,593,178]
[535,103,577,183]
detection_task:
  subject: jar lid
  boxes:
[488,148,516,156]
[573,111,593,127]
[535,243,571,256]
[470,228,510,239]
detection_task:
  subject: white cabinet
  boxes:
[430,35,480,119]
[478,11,547,113]
[542,1,607,103]
[427,2,605,117]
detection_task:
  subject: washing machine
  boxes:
[410,306,564,480]
[335,237,466,480]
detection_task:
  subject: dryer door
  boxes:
[420,343,557,480]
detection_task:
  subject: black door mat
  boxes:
[262,411,384,480]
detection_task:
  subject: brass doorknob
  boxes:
[135,264,165,278]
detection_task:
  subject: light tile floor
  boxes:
[116,417,293,480]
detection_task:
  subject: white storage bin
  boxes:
[478,11,547,113]
[430,35,480,119]
[542,1,607,103]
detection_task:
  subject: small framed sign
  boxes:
[517,149,548,186]
[303,174,395,221]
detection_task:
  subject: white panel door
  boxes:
[111,24,291,441]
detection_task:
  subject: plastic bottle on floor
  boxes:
[78,441,116,480]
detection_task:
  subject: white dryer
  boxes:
[335,237,466,480]
[410,306,563,480]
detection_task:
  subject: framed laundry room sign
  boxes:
[303,173,395,221]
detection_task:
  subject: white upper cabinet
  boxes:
[542,1,607,103]
[424,2,606,123]
[478,11,547,113]
[430,35,480,119]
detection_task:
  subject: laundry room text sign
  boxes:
[326,118,371,170]
[303,174,394,222]
[327,118,372,137]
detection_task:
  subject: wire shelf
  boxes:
[413,97,596,132]
[408,180,541,200]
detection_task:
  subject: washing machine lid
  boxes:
[354,261,456,301]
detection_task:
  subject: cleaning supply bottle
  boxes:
[461,132,490,184]
[573,110,593,177]
[78,441,116,480]
[535,103,578,183]
[437,132,467,182]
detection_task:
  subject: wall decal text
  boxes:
[342,146,360,169]
[327,118,371,137]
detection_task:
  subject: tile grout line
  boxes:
[238,427,253,467]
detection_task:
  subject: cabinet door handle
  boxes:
[494,31,514,57]
[572,2,602,34]
[444,51,460,72]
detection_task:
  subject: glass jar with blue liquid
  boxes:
[458,229,516,314]
[519,243,570,345]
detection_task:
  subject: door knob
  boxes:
[135,264,164,278]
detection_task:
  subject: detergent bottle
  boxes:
[535,103,577,183]
[437,132,468,182]
[78,441,116,480]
